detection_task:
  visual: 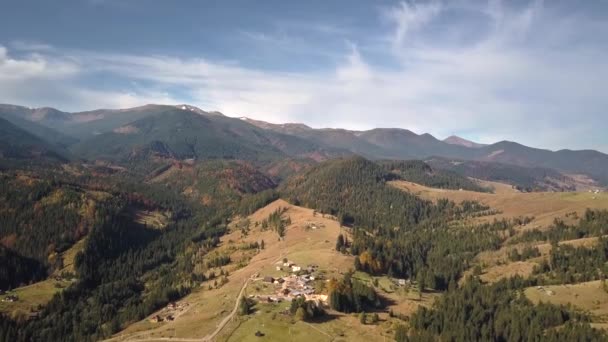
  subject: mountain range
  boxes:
[1,103,607,188]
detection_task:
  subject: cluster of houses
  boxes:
[2,294,18,303]
[255,261,329,304]
[149,301,189,323]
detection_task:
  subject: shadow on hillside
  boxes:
[379,293,398,308]
[308,312,340,323]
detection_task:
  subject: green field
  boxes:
[0,279,73,318]
[219,301,395,342]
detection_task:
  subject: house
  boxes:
[263,276,275,283]
[291,266,302,272]
[276,266,282,271]
[396,279,407,286]
[149,315,163,323]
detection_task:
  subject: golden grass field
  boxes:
[0,279,73,319]
[525,281,608,329]
[0,239,84,318]
[390,179,608,229]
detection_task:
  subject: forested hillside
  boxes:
[148,159,276,209]
[406,277,604,341]
[0,109,77,149]
[379,160,490,192]
[279,157,438,229]
[70,109,282,161]
[0,173,122,288]
[427,157,586,192]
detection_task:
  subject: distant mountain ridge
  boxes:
[1,103,608,185]
[243,116,608,184]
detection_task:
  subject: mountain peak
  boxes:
[444,135,486,148]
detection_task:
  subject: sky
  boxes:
[0,0,607,152]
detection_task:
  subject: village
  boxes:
[250,259,328,305]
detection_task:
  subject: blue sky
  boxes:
[1,0,607,152]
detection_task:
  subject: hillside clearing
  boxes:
[525,281,608,329]
[390,180,608,229]
[0,278,73,319]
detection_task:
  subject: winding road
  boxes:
[201,275,252,341]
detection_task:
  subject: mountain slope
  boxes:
[0,117,67,162]
[243,118,387,158]
[0,104,73,129]
[148,159,276,210]
[70,107,343,163]
[472,141,608,184]
[65,105,190,138]
[4,103,608,185]
[355,128,473,159]
[379,159,490,192]
[0,107,78,148]
[426,157,599,192]
[70,108,283,161]
[279,157,436,228]
[245,117,608,185]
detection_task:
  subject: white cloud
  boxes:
[0,1,607,152]
[385,1,442,49]
[0,46,79,81]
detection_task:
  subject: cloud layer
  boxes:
[1,0,607,152]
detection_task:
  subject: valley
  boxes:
[1,103,608,341]
[2,1,608,340]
